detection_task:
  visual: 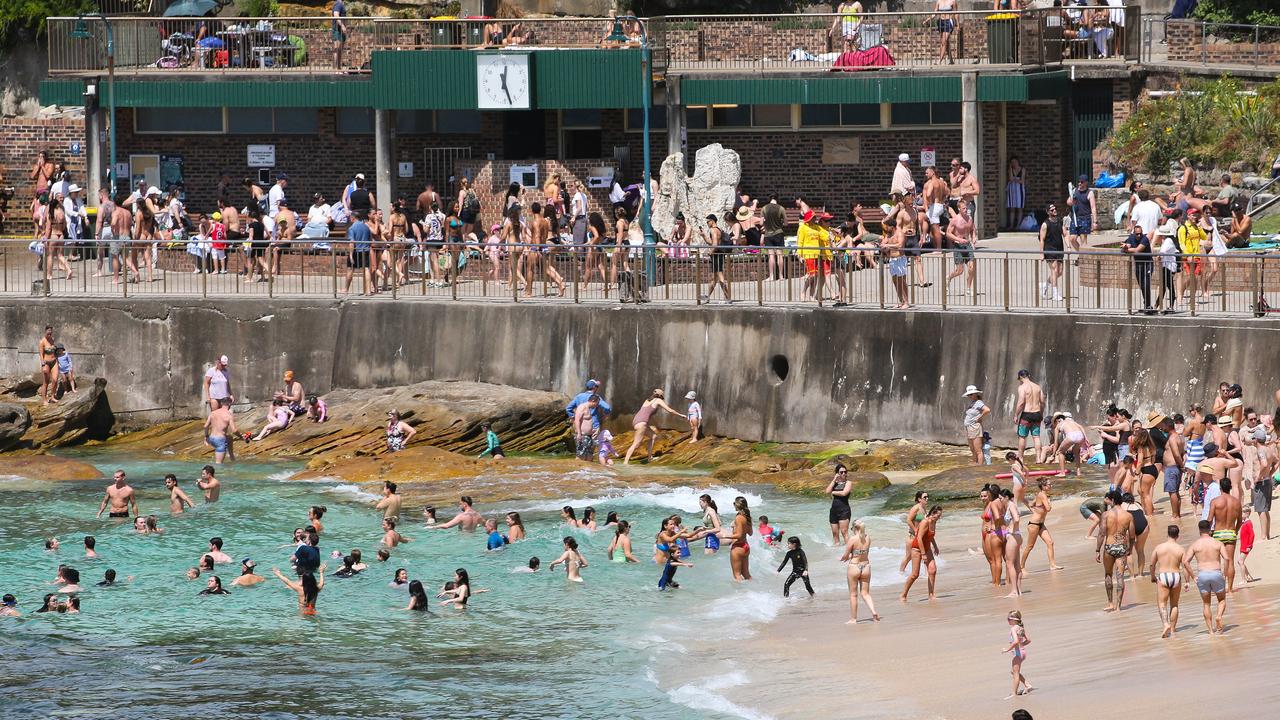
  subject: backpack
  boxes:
[463,190,480,215]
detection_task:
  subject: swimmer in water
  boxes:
[0,594,20,616]
[390,568,409,588]
[45,538,60,551]
[83,536,97,559]
[272,565,325,615]
[429,497,484,531]
[719,496,754,581]
[402,580,431,611]
[699,494,722,555]
[484,519,509,551]
[97,569,120,586]
[165,474,195,514]
[655,517,695,590]
[231,559,265,587]
[561,506,579,528]
[439,568,472,609]
[185,567,202,580]
[607,521,638,562]
[199,576,231,595]
[199,555,215,572]
[512,557,541,573]
[61,568,82,593]
[381,517,412,547]
[581,507,598,531]
[423,506,437,526]
[549,536,588,582]
[308,506,327,535]
[376,549,391,562]
[206,537,232,564]
[505,512,526,542]
[196,465,221,503]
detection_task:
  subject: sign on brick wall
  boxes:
[247,144,275,168]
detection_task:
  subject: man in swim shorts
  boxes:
[166,474,195,514]
[1149,524,1191,638]
[1012,370,1045,463]
[1188,520,1229,634]
[1207,477,1242,592]
[197,465,222,503]
[96,470,138,519]
[922,165,950,250]
[1095,490,1134,612]
[203,397,238,464]
[1160,416,1186,518]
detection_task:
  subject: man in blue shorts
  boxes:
[1012,370,1045,463]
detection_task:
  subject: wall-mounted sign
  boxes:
[509,164,538,188]
[247,144,275,167]
[398,162,414,178]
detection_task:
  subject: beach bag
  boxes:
[462,190,480,216]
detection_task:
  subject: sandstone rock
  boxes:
[0,402,32,451]
[104,380,571,462]
[651,143,741,245]
[0,454,103,481]
[881,463,1108,511]
[0,377,109,450]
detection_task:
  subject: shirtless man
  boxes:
[1161,417,1187,518]
[38,326,57,405]
[204,397,238,464]
[206,537,232,564]
[430,496,484,531]
[573,395,600,460]
[110,193,135,284]
[280,370,305,417]
[1197,443,1238,522]
[134,187,161,283]
[1149,524,1192,638]
[270,200,297,278]
[221,198,243,240]
[1095,490,1135,612]
[415,183,439,218]
[375,481,402,520]
[165,473,195,514]
[231,559,265,587]
[921,166,950,250]
[1188,520,1229,634]
[96,470,139,520]
[196,464,222,503]
[1012,370,1045,463]
[952,161,981,217]
[1207,477,1243,592]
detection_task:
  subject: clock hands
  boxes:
[500,66,512,105]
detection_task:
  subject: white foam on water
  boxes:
[663,668,777,720]
[322,483,380,502]
[698,589,786,630]
[510,485,766,514]
[265,470,296,481]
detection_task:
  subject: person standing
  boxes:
[95,470,139,519]
[1005,156,1026,230]
[1066,175,1097,253]
[197,465,222,503]
[704,214,733,304]
[962,386,990,465]
[797,209,832,304]
[331,0,348,69]
[1012,370,1045,463]
[38,326,58,405]
[762,195,785,281]
[202,355,233,414]
[1207,477,1242,593]
[204,398,237,464]
[829,1,864,53]
[684,391,702,443]
[1096,490,1135,612]
[1001,611,1033,699]
[839,519,878,623]
[890,153,915,196]
[385,410,416,453]
[944,200,976,296]
[1121,215,1154,314]
[344,212,375,296]
[1187,520,1229,634]
[777,536,814,598]
[1149,524,1191,638]
[1039,203,1065,302]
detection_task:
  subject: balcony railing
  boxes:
[1143,17,1280,67]
[46,7,1157,77]
[9,238,1280,319]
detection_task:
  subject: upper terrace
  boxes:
[49,7,1257,80]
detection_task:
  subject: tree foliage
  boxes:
[0,0,94,49]
[1193,0,1280,28]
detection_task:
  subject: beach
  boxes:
[691,491,1280,720]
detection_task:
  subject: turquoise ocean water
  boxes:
[0,450,905,719]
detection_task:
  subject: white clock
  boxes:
[476,53,531,110]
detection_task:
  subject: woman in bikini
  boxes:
[720,496,754,582]
[439,568,471,609]
[623,389,686,465]
[978,486,1004,586]
[1006,451,1030,510]
[900,491,928,573]
[606,521,638,563]
[901,506,942,601]
[1120,491,1150,577]
[1020,477,1063,574]
[699,494,722,554]
[999,488,1024,597]
[655,516,694,589]
[839,518,879,624]
[583,212,609,292]
[986,484,1010,586]
[1001,610,1034,699]
[824,464,855,545]
[1129,426,1159,518]
[505,512,526,542]
[38,326,58,405]
[1093,407,1130,489]
[1051,412,1089,477]
[272,564,324,615]
[548,536,588,582]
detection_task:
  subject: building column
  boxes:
[374,109,396,212]
[665,76,686,170]
[85,95,104,203]
[961,72,984,238]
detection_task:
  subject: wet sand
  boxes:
[705,493,1280,719]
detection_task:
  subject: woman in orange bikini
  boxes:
[901,506,942,601]
[720,496,754,581]
[272,564,325,615]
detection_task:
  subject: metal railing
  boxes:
[47,8,1152,77]
[9,237,1280,318]
[1143,17,1280,67]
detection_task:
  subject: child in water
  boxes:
[777,536,814,598]
[758,515,784,545]
[1001,610,1033,698]
[597,429,617,466]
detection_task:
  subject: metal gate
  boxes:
[422,147,472,198]
[1072,113,1113,180]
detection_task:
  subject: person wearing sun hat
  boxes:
[685,391,703,444]
[1154,216,1181,313]
[962,385,991,465]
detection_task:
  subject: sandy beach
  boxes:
[678,490,1280,720]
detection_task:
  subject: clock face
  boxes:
[476,54,530,110]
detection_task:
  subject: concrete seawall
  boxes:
[0,298,1275,444]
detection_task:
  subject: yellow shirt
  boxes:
[797,221,832,260]
[1176,222,1206,256]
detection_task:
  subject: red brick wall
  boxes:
[1005,101,1065,218]
[0,117,88,237]
[1165,20,1280,64]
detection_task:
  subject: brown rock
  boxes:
[0,454,103,481]
[0,402,31,450]
[0,377,109,450]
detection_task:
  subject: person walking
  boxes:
[623,389,686,465]
[963,386,991,465]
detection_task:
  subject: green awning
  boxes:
[683,70,1071,105]
[40,78,373,108]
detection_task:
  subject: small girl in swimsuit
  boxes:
[1001,610,1033,698]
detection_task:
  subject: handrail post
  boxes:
[756,251,763,306]
[300,247,306,295]
[878,254,885,309]
[331,248,338,299]
[202,258,208,298]
[513,246,520,303]
[941,256,948,311]
[1190,257,1197,317]
[391,249,398,300]
[1064,252,1072,313]
[1002,253,1009,311]
[1201,21,1207,65]
[1255,256,1263,315]
[1033,257,1039,309]
[573,249,580,304]
[1221,255,1227,312]
[1126,253,1133,314]
[1094,257,1102,310]
[451,251,458,300]
[695,250,703,305]
[817,253,825,308]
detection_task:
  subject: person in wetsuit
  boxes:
[778,536,814,598]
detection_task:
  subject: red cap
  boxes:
[801,209,815,223]
[820,212,834,220]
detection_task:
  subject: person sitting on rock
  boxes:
[305,395,328,423]
[251,398,292,442]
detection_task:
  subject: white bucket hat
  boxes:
[961,385,982,397]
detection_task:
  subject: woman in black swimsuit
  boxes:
[824,463,854,545]
[1020,478,1063,574]
[1120,491,1149,576]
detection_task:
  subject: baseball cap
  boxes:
[898,153,910,162]
[355,173,366,180]
[1078,174,1089,182]
[147,186,161,196]
[801,209,816,223]
[585,379,599,390]
[685,391,697,400]
[277,172,289,180]
[211,211,222,221]
[242,558,255,569]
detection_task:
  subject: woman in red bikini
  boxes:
[979,486,1003,586]
[719,496,754,581]
[901,506,942,602]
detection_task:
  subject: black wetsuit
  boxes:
[778,548,814,597]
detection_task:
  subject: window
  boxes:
[890,102,961,126]
[625,107,667,130]
[227,108,273,134]
[135,107,223,133]
[274,108,318,134]
[561,109,602,128]
[710,105,750,128]
[687,108,708,129]
[841,104,881,126]
[336,108,374,135]
[563,130,602,159]
[437,110,480,134]
[395,110,434,134]
[752,104,792,127]
[800,104,840,127]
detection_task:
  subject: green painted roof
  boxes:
[40,78,372,108]
[683,70,1071,106]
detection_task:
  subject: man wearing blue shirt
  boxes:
[344,213,374,295]
[565,379,611,430]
